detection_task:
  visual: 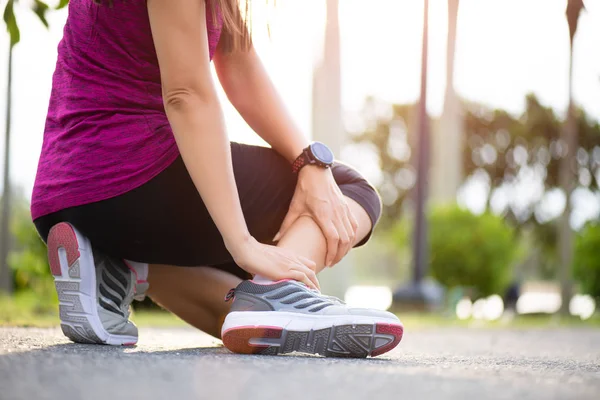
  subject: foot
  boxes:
[47,222,148,345]
[221,280,403,358]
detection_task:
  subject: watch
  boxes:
[292,142,334,173]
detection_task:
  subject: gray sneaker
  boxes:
[221,280,403,358]
[47,222,147,345]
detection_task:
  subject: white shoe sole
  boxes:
[47,222,138,346]
[221,311,403,357]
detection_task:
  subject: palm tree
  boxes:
[431,0,462,203]
[0,0,65,293]
[558,0,585,315]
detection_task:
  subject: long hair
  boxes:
[93,0,253,52]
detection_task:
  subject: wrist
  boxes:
[297,164,332,190]
[298,163,329,178]
[224,231,253,258]
[292,142,334,173]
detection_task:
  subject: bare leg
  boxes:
[146,196,372,338]
[276,196,371,273]
[147,266,241,338]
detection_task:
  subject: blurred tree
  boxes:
[351,96,600,219]
[1,0,67,294]
[350,94,600,280]
[558,0,585,315]
[349,99,417,228]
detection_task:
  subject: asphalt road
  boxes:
[1,326,599,400]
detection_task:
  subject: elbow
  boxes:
[163,86,216,114]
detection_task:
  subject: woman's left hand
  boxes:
[274,166,359,267]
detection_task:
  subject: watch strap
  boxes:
[292,148,310,174]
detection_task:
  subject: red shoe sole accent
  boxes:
[47,223,81,277]
[370,323,404,357]
[222,326,283,354]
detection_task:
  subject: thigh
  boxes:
[36,143,296,269]
[35,144,380,269]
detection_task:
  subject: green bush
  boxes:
[8,206,57,311]
[428,206,518,297]
[574,222,600,299]
[393,205,519,298]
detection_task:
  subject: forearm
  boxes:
[215,48,308,163]
[165,94,250,252]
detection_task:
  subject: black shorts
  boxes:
[34,142,382,279]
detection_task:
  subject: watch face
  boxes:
[310,142,334,165]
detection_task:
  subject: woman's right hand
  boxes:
[228,236,320,290]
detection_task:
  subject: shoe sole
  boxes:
[221,311,403,358]
[47,222,138,346]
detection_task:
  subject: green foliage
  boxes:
[353,95,600,229]
[32,0,50,28]
[57,0,69,10]
[353,94,600,280]
[392,206,519,297]
[3,0,19,47]
[3,0,65,47]
[573,222,600,299]
[428,206,518,297]
[8,205,57,311]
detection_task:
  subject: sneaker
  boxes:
[221,280,403,358]
[47,222,148,345]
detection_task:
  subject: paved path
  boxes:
[1,326,599,400]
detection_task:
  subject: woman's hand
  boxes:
[228,236,320,290]
[274,166,359,267]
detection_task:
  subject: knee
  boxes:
[331,162,382,235]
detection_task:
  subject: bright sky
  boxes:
[0,0,598,203]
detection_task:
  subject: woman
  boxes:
[32,0,403,357]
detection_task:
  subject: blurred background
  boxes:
[0,0,599,326]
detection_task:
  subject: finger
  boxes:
[298,256,317,271]
[274,207,300,242]
[322,222,340,267]
[289,268,319,291]
[332,218,351,266]
[342,208,356,247]
[294,263,320,291]
[347,205,359,236]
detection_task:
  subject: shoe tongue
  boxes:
[133,282,149,301]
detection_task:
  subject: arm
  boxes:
[214,44,359,267]
[147,0,317,287]
[148,0,247,253]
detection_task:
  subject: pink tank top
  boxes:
[31,0,223,220]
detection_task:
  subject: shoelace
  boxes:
[320,293,346,305]
[223,282,346,305]
[224,288,236,302]
[299,282,346,305]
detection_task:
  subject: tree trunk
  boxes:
[558,71,576,316]
[558,17,578,316]
[0,41,14,294]
[413,0,430,283]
